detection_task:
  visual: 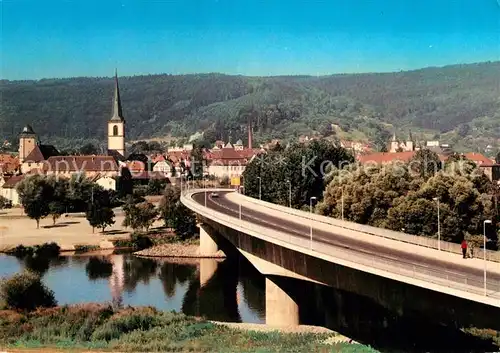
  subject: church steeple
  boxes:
[110,69,124,122]
[108,69,126,156]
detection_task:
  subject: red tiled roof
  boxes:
[24,144,59,163]
[464,153,494,165]
[2,175,25,189]
[358,151,448,164]
[43,156,118,173]
[358,151,417,164]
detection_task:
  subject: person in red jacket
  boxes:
[461,239,468,259]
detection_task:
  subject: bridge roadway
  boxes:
[191,190,500,298]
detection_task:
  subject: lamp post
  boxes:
[204,176,207,207]
[309,196,317,250]
[286,179,291,208]
[433,197,441,251]
[341,187,344,221]
[257,176,261,200]
[483,219,492,296]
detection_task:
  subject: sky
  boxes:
[1,0,499,80]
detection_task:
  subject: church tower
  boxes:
[107,70,126,156]
[19,124,37,163]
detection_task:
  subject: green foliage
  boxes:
[243,140,353,208]
[46,177,68,225]
[0,271,56,311]
[122,201,158,232]
[159,184,197,239]
[190,144,205,180]
[409,149,442,180]
[0,304,380,352]
[145,179,168,195]
[319,158,499,245]
[0,195,12,209]
[16,175,54,228]
[2,62,499,152]
[7,242,60,258]
[85,188,115,233]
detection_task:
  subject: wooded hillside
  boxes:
[1,61,499,152]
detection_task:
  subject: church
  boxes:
[1,71,129,204]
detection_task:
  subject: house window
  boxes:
[113,125,119,136]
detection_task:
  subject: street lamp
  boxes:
[309,196,317,250]
[257,176,262,200]
[483,219,492,296]
[341,187,345,222]
[286,179,291,208]
[433,197,441,251]
[204,175,207,207]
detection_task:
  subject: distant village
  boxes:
[1,73,499,206]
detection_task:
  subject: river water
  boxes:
[0,251,266,324]
[1,251,498,352]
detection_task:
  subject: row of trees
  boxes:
[318,150,499,247]
[242,140,354,208]
[122,185,197,239]
[16,175,119,230]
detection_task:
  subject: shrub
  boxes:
[7,242,60,258]
[0,271,56,311]
[0,195,13,209]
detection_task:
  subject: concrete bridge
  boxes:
[181,188,500,331]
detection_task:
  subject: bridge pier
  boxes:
[199,258,218,288]
[199,223,219,256]
[265,276,299,326]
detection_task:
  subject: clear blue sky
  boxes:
[1,0,499,80]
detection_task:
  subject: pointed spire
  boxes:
[392,131,397,142]
[110,69,124,121]
[408,129,413,142]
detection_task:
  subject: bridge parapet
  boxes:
[228,192,500,263]
[181,189,500,308]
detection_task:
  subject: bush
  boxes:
[0,271,57,311]
[0,195,13,209]
[130,233,154,250]
[8,242,60,258]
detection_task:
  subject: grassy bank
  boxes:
[0,304,378,352]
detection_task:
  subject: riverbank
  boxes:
[134,243,226,258]
[0,304,377,352]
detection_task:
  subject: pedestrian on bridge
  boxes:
[461,239,468,259]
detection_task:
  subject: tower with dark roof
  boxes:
[18,124,37,163]
[107,70,126,156]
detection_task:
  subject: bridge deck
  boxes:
[182,189,500,307]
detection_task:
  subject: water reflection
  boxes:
[0,252,266,324]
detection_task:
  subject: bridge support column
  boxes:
[265,276,299,326]
[198,223,219,256]
[199,258,218,287]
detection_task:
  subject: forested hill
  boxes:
[1,61,499,152]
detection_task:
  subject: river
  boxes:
[1,251,497,352]
[0,251,266,324]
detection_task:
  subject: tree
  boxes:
[496,151,500,165]
[79,143,99,155]
[46,177,68,225]
[409,149,442,180]
[0,270,56,311]
[123,200,158,232]
[159,184,197,239]
[159,185,181,229]
[16,175,53,228]
[190,144,205,180]
[464,232,483,258]
[243,140,353,208]
[146,179,168,195]
[85,188,115,233]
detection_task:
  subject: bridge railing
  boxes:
[182,190,500,304]
[232,193,500,263]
